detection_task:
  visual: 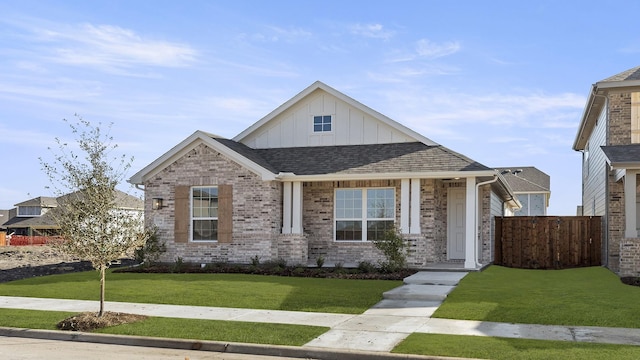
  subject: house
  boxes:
[573,65,640,276]
[495,167,551,216]
[129,81,520,270]
[1,191,143,237]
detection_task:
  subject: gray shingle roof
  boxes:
[215,138,490,175]
[601,144,640,165]
[496,167,550,192]
[2,208,59,229]
[600,66,640,82]
[14,196,58,208]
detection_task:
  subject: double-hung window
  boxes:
[335,188,395,241]
[191,186,218,241]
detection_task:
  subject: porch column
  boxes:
[410,178,421,234]
[292,181,303,234]
[625,170,638,238]
[400,179,410,233]
[282,182,292,234]
[465,177,477,269]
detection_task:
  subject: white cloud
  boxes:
[350,23,395,40]
[243,25,312,43]
[415,39,461,59]
[51,24,197,68]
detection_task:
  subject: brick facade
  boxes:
[146,143,495,268]
[145,144,283,264]
[606,90,633,274]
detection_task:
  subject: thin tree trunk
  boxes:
[99,265,105,317]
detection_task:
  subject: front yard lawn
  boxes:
[0,270,401,314]
[394,333,640,360]
[434,265,640,328]
[0,308,327,346]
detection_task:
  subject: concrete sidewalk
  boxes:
[1,270,640,357]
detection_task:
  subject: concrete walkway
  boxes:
[2,271,640,356]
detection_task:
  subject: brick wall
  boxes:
[608,91,631,146]
[480,185,493,263]
[606,90,631,274]
[619,238,640,277]
[145,143,283,264]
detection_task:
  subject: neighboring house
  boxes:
[573,65,640,276]
[130,81,521,270]
[496,167,551,216]
[2,191,143,237]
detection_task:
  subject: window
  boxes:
[335,188,395,241]
[313,115,332,132]
[191,186,218,241]
[17,206,41,217]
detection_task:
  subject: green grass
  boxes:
[0,308,75,330]
[393,334,640,360]
[0,270,400,314]
[434,265,640,328]
[0,308,326,346]
[96,316,327,346]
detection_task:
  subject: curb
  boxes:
[0,327,478,360]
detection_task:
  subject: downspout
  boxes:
[474,175,499,268]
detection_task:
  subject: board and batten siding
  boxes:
[582,106,608,216]
[241,89,415,149]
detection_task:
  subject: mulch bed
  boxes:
[57,312,148,331]
[621,277,640,287]
[115,262,418,281]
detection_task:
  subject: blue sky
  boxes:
[1,0,639,214]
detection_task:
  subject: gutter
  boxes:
[473,175,499,268]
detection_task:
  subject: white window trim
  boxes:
[312,115,333,133]
[190,186,218,242]
[334,187,395,242]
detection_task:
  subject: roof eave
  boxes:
[128,131,277,185]
[573,85,602,151]
[276,170,498,181]
[608,161,640,170]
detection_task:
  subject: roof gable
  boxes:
[233,81,438,149]
[574,65,640,150]
[128,131,278,184]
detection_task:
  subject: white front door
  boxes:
[447,188,466,260]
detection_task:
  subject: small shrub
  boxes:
[134,226,166,266]
[357,261,378,274]
[316,256,325,268]
[250,255,260,267]
[372,227,408,273]
[172,257,185,273]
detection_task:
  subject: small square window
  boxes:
[313,115,332,132]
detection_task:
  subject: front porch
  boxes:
[279,176,496,270]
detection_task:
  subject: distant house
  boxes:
[130,81,521,269]
[1,191,143,237]
[496,167,551,216]
[573,65,640,276]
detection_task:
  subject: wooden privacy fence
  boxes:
[494,216,602,269]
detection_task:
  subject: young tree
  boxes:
[40,116,148,317]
